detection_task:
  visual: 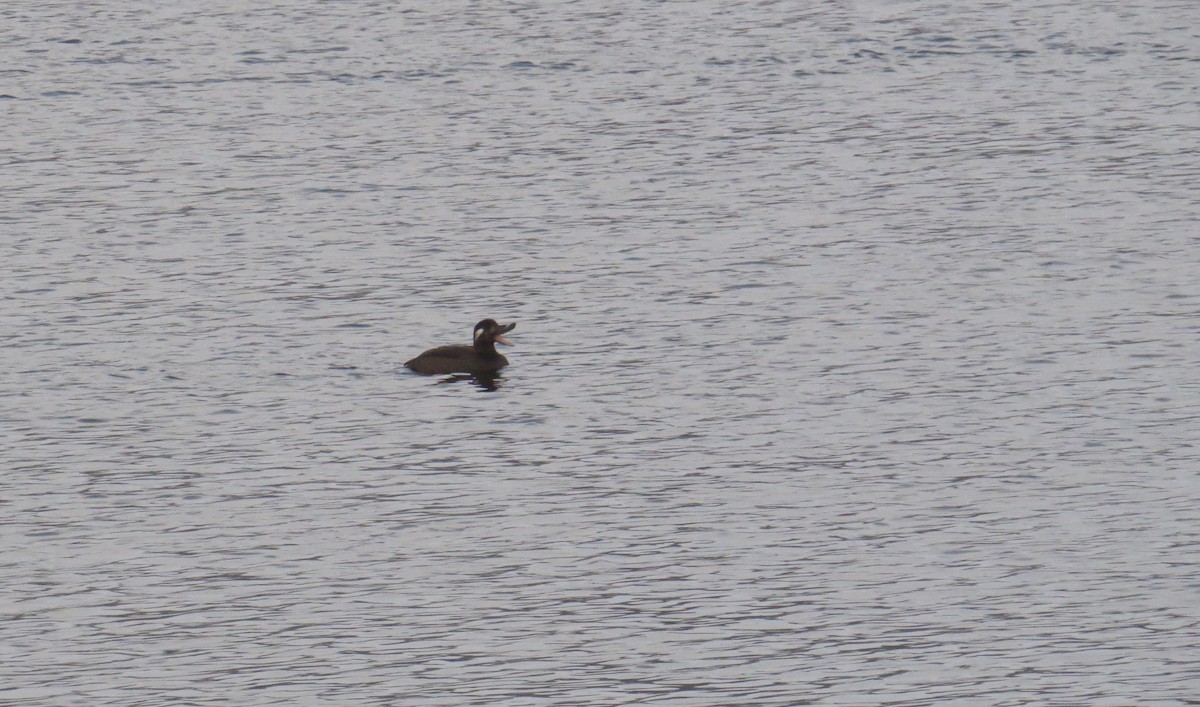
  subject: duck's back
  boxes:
[405,345,508,375]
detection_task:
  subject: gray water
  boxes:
[3,1,1199,704]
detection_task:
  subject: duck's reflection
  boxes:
[437,372,504,391]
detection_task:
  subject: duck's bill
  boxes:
[495,322,516,346]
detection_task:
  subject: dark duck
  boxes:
[405,319,516,375]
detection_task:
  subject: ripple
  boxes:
[2,0,1199,704]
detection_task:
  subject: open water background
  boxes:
[3,1,1199,704]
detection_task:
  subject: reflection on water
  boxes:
[433,372,506,392]
[3,0,1200,704]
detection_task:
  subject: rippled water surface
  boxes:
[4,1,1200,704]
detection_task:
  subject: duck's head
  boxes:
[474,319,516,346]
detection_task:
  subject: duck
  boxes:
[405,319,516,375]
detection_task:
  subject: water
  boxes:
[3,1,1199,704]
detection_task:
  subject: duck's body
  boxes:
[405,319,515,375]
[405,343,508,375]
